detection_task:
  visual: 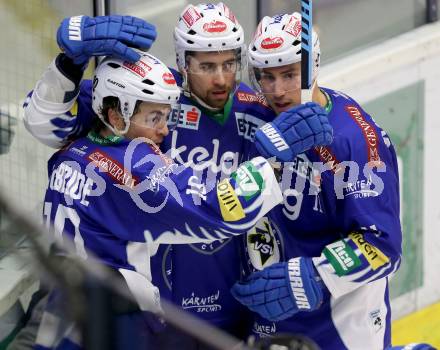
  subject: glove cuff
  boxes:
[55,53,87,93]
[286,257,324,311]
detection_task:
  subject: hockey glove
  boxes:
[231,257,324,322]
[255,102,333,162]
[57,15,157,65]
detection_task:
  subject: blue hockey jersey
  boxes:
[23,61,278,338]
[152,72,277,335]
[243,88,402,350]
[35,131,281,350]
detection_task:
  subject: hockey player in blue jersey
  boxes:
[23,6,333,348]
[231,13,402,350]
[33,50,286,350]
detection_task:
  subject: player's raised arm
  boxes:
[23,15,156,148]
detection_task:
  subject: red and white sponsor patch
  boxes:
[237,92,269,107]
[222,4,236,24]
[177,105,201,130]
[345,106,381,164]
[123,61,152,78]
[203,20,227,33]
[285,16,301,37]
[260,37,284,50]
[313,146,344,174]
[88,150,139,188]
[182,6,202,28]
[162,72,176,85]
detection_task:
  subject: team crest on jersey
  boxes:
[246,217,280,270]
[173,105,201,130]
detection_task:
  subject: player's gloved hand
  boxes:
[57,15,157,65]
[231,257,324,322]
[255,102,333,162]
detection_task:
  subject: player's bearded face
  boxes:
[185,50,239,109]
[258,63,301,115]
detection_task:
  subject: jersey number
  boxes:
[44,201,87,259]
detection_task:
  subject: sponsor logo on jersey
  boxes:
[222,4,237,24]
[171,105,201,130]
[369,309,384,333]
[203,20,227,33]
[343,175,380,199]
[162,72,176,85]
[260,123,289,152]
[69,145,88,157]
[216,178,245,222]
[236,92,269,107]
[123,60,152,78]
[170,131,240,174]
[261,36,284,50]
[232,161,263,200]
[285,15,301,37]
[287,258,311,309]
[252,321,276,338]
[68,16,82,41]
[182,290,222,313]
[247,217,280,269]
[235,112,265,141]
[323,240,361,276]
[349,232,389,270]
[314,146,344,174]
[345,106,382,165]
[88,150,139,188]
[182,6,202,28]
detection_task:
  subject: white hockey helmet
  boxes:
[92,50,181,134]
[248,13,320,81]
[174,2,245,71]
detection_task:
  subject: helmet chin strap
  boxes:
[98,113,130,136]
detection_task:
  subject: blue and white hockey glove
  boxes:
[231,257,324,322]
[255,102,333,162]
[57,15,157,65]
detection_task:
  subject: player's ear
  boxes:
[108,108,124,131]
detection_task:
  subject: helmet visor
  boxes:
[129,101,181,132]
[249,65,300,97]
